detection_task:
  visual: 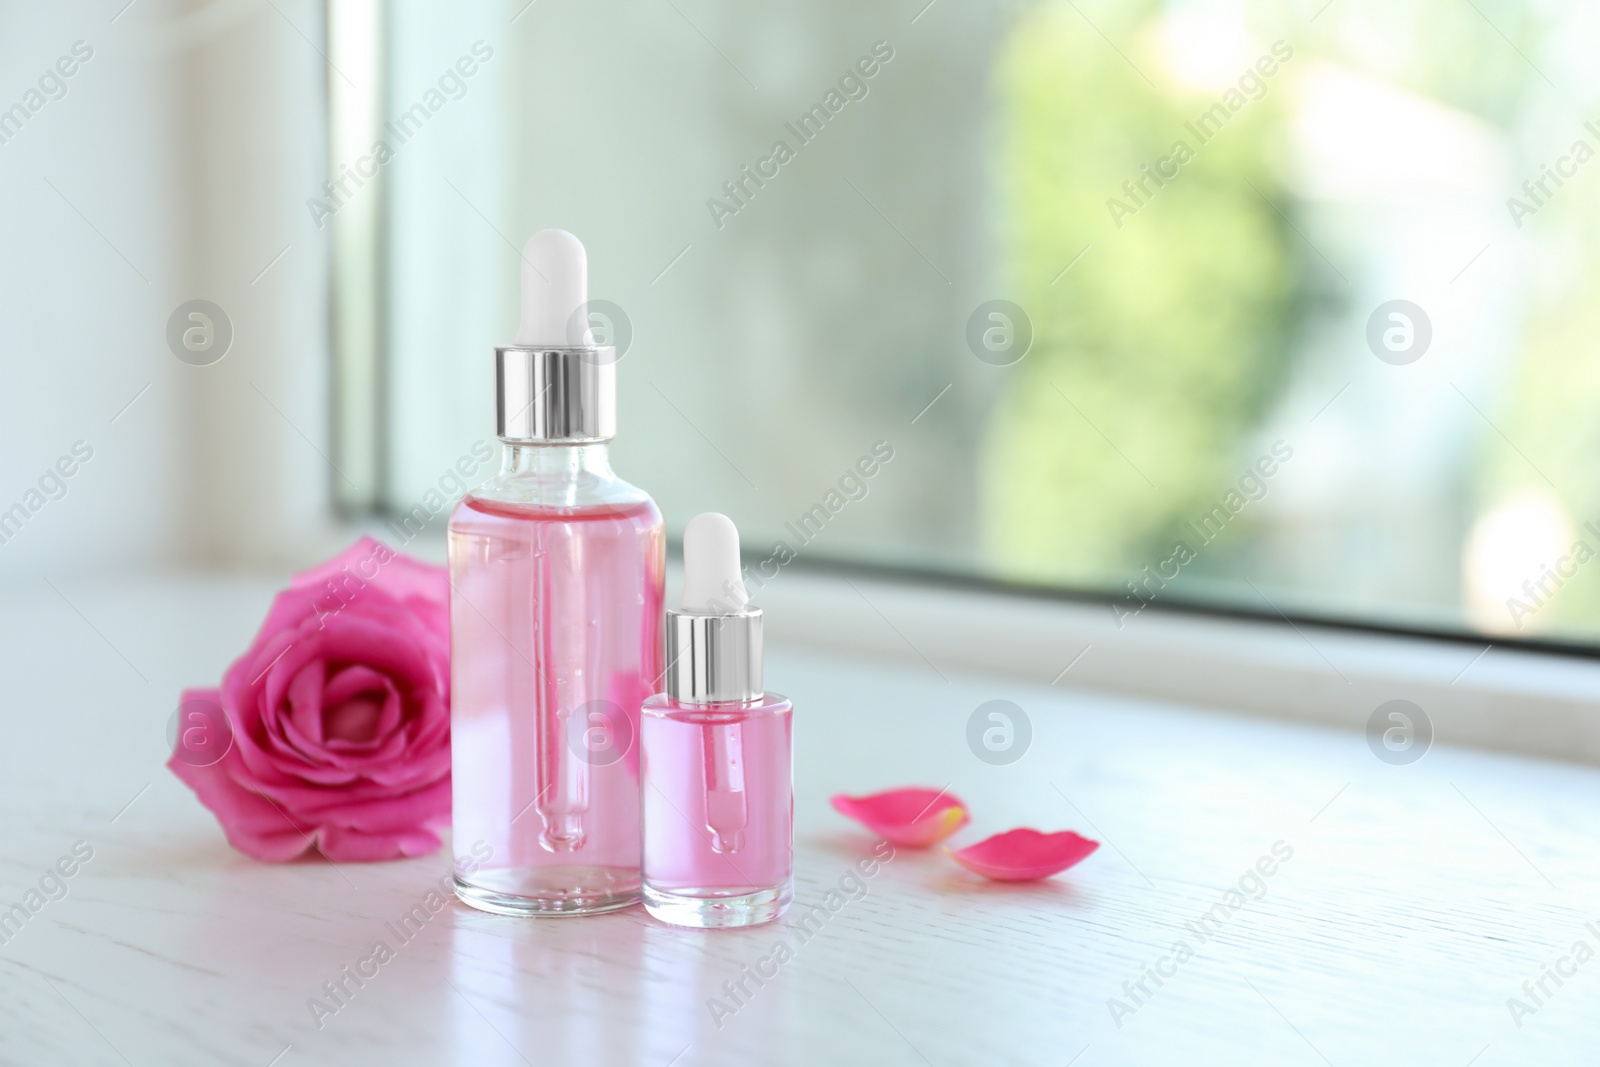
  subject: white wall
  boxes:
[0,0,341,582]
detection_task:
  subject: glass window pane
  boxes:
[380,0,1600,645]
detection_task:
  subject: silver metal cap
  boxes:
[664,609,764,703]
[496,346,616,442]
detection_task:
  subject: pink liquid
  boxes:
[640,694,793,902]
[449,495,664,913]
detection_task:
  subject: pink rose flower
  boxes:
[169,537,451,862]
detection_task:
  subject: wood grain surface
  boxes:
[1,576,1595,1066]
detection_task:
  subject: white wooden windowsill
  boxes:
[1,571,1596,1065]
[758,567,1600,767]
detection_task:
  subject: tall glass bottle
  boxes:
[448,230,664,915]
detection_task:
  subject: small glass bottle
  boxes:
[448,230,664,916]
[641,514,793,928]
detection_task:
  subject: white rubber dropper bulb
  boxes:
[513,228,587,346]
[681,512,750,613]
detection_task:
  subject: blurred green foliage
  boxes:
[1482,194,1600,635]
[982,1,1297,583]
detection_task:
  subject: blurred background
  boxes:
[5,0,1600,647]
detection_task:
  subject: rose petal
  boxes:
[291,536,447,610]
[322,686,387,744]
[322,665,404,744]
[169,740,452,863]
[945,828,1099,882]
[318,824,445,863]
[281,775,452,833]
[167,743,317,863]
[831,787,970,847]
[285,659,327,746]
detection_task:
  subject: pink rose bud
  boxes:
[168,537,452,862]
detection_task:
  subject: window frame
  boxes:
[328,0,1600,666]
